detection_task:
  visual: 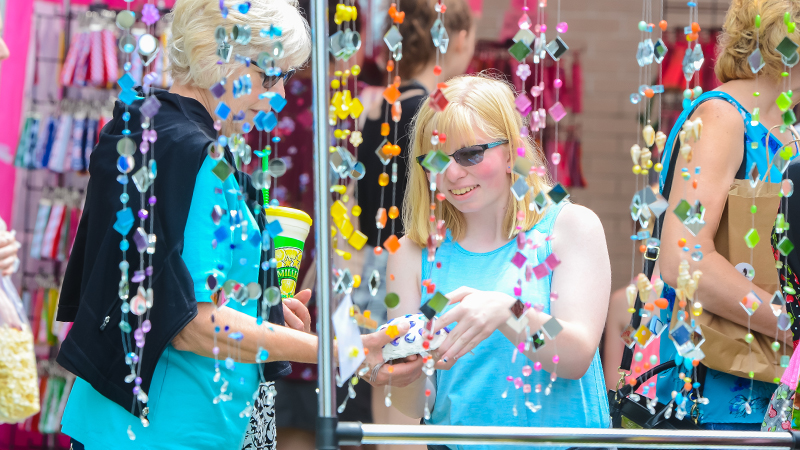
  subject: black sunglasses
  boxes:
[260,68,296,89]
[416,140,510,170]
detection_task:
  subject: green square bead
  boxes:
[778,236,795,256]
[211,160,233,181]
[776,92,792,112]
[508,40,532,62]
[744,228,760,248]
[673,199,692,222]
[422,150,452,173]
[426,291,449,314]
[784,109,797,126]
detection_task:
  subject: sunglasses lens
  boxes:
[455,147,484,166]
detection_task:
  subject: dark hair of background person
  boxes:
[383,0,473,81]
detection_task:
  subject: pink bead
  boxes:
[523,384,531,393]
[550,292,558,301]
[214,120,222,131]
[551,152,561,165]
[522,5,529,10]
[522,365,532,376]
[540,24,547,32]
[534,361,542,371]
[506,375,514,381]
[553,78,563,89]
[552,355,560,364]
[514,286,522,296]
[517,147,526,157]
[534,24,541,33]
[524,301,531,308]
[518,341,526,352]
[556,22,568,33]
[514,377,524,389]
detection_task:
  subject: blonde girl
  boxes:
[386,74,612,450]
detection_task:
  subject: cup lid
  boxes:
[263,206,313,226]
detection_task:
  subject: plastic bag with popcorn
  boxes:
[0,274,40,423]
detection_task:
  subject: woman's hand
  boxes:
[361,322,425,387]
[0,232,20,277]
[432,287,517,364]
[283,289,312,333]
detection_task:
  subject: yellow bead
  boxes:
[334,70,343,77]
[342,194,349,203]
[330,184,346,194]
[645,160,653,169]
[378,173,390,186]
[641,169,649,175]
[331,79,340,89]
[351,65,361,76]
[654,163,663,172]
[344,129,351,136]
[353,275,361,288]
[329,146,337,153]
[352,205,362,217]
[388,206,399,219]
[333,129,343,139]
[632,165,642,174]
[344,69,351,77]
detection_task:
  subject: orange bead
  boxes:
[692,179,698,189]
[655,298,669,309]
[433,65,442,76]
[692,359,700,366]
[644,363,651,370]
[684,382,693,391]
[390,274,395,280]
[388,206,399,219]
[387,365,394,373]
[374,246,383,255]
[691,22,700,33]
[644,88,654,98]
[678,238,686,247]
[388,3,397,16]
[422,279,430,287]
[639,244,647,253]
[628,378,637,386]
[659,20,668,31]
[363,348,369,355]
[634,365,641,373]
[422,340,430,350]
[430,203,437,210]
[393,75,401,86]
[644,303,655,311]
[679,300,687,309]
[440,4,446,12]
[383,234,401,254]
[387,144,401,156]
[381,123,390,136]
[378,173,390,186]
[425,389,431,397]
[386,60,395,72]
[393,11,405,24]
[439,132,447,143]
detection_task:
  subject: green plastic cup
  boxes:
[263,206,313,298]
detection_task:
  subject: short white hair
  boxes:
[167,0,311,89]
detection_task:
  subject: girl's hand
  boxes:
[0,232,20,277]
[432,287,517,364]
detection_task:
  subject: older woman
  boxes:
[656,0,798,430]
[56,1,421,449]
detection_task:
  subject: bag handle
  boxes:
[617,360,676,398]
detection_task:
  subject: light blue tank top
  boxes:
[422,203,609,450]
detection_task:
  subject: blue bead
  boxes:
[217,264,225,270]
[683,246,689,252]
[630,235,638,240]
[218,135,228,147]
[694,244,701,249]
[269,199,279,207]
[124,62,132,72]
[122,112,131,121]
[687,1,697,6]
[122,129,131,136]
[120,193,129,203]
[271,136,281,143]
[694,167,700,174]
[120,239,130,251]
[256,317,263,325]
[215,326,220,333]
[681,167,688,172]
[682,98,692,110]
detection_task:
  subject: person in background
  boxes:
[0,219,20,277]
[656,0,799,430]
[353,1,474,442]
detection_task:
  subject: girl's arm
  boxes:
[434,204,612,380]
[384,235,428,418]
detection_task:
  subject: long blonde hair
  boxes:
[402,73,551,247]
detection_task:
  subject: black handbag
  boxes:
[607,138,705,431]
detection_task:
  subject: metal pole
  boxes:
[337,423,799,449]
[310,0,336,448]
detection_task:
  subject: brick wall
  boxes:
[476,0,729,290]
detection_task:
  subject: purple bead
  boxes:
[136,339,145,348]
[132,354,139,363]
[134,328,144,340]
[142,319,152,333]
[134,376,142,386]
[140,141,150,154]
[133,228,148,253]
[145,266,153,276]
[132,270,146,283]
[138,209,149,220]
[148,130,158,143]
[133,386,141,394]
[148,196,157,205]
